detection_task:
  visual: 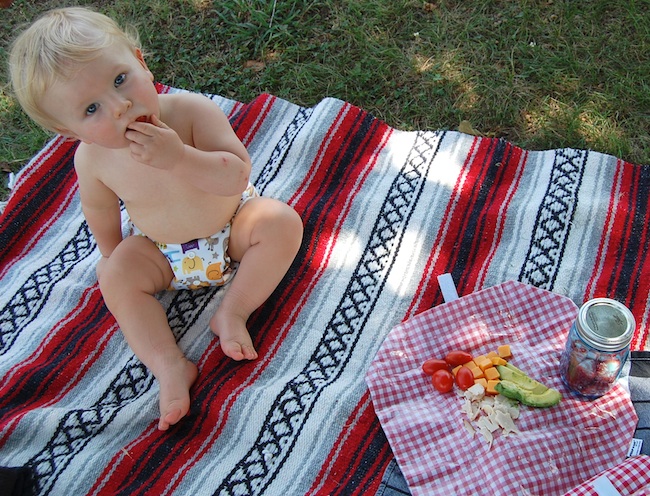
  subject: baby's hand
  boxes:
[126,114,184,169]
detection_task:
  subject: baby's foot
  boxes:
[155,357,198,431]
[210,310,258,361]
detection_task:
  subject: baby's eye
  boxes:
[114,73,126,87]
[86,103,99,115]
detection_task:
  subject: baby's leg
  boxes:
[98,236,198,430]
[210,198,303,360]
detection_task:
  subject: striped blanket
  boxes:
[1,85,649,495]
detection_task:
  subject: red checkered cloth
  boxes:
[366,281,639,496]
[563,455,650,495]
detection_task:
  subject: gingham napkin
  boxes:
[366,281,639,496]
[563,455,650,495]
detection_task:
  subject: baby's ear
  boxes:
[135,48,154,80]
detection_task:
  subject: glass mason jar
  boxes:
[560,298,635,399]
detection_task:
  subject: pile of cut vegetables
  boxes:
[421,346,560,447]
[422,345,512,395]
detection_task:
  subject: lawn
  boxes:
[1,0,649,200]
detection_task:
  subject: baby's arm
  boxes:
[74,151,123,258]
[126,93,252,197]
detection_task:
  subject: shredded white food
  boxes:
[459,384,520,449]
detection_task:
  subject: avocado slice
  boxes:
[495,363,561,408]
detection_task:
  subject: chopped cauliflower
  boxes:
[465,383,486,401]
[463,419,476,436]
[460,384,520,449]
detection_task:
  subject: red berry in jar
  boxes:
[567,358,596,389]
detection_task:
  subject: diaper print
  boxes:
[182,252,204,274]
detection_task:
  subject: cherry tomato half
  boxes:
[455,365,475,390]
[445,350,473,367]
[431,369,454,393]
[422,359,450,376]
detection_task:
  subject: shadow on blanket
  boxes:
[0,85,649,495]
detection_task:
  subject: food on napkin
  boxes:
[461,383,520,448]
[422,345,561,407]
[495,363,561,407]
[366,281,639,495]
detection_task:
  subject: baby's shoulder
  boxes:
[159,92,225,123]
[73,142,115,175]
[159,91,214,110]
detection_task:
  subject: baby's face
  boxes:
[41,43,159,149]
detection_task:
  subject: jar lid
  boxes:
[576,298,635,351]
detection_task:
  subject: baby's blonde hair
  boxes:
[9,7,141,132]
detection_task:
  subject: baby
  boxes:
[9,7,303,430]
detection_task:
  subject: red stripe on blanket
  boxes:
[0,138,78,278]
[154,82,170,94]
[585,161,650,349]
[228,93,276,147]
[455,142,526,291]
[306,392,392,495]
[86,98,393,494]
[408,138,523,316]
[0,286,116,447]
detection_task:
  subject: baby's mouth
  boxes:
[135,115,151,123]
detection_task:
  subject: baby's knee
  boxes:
[265,203,302,255]
[95,256,108,281]
[282,205,303,247]
[96,237,172,297]
[96,256,125,300]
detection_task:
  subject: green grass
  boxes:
[2,0,649,200]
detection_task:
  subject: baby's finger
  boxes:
[124,129,148,143]
[150,114,170,129]
[126,123,152,137]
[129,143,151,164]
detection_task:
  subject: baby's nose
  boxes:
[113,98,132,118]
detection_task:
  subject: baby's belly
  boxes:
[126,195,241,244]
